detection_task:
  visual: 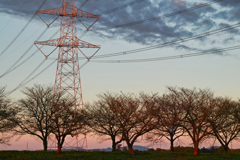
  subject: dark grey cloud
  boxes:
[0,0,239,53]
[174,44,203,52]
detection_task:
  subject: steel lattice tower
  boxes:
[34,0,100,149]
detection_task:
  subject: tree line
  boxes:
[0,84,239,156]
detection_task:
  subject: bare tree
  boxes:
[110,92,158,155]
[0,87,16,145]
[234,99,240,124]
[149,93,186,152]
[50,99,85,155]
[13,84,55,151]
[84,93,122,152]
[209,97,240,152]
[167,87,216,156]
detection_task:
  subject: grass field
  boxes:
[0,151,240,160]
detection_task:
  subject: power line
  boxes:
[0,0,28,34]
[89,0,224,31]
[90,45,240,63]
[0,25,44,61]
[49,0,146,29]
[0,29,59,79]
[0,28,48,78]
[0,0,48,57]
[97,0,146,16]
[1,0,90,79]
[81,22,240,60]
[79,0,89,9]
[7,58,47,95]
[1,0,142,61]
[7,60,89,95]
[5,24,89,92]
[0,0,90,77]
[4,0,231,94]
[0,47,44,79]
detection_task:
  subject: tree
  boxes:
[50,99,85,155]
[84,93,122,152]
[209,97,240,153]
[167,87,216,156]
[0,86,16,145]
[13,84,55,151]
[110,92,158,155]
[234,99,240,124]
[149,93,186,152]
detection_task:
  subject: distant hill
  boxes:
[206,146,220,150]
[54,145,150,152]
[123,145,150,151]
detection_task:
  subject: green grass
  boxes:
[0,151,240,160]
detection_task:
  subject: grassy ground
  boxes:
[0,151,240,160]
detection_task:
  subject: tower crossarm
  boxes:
[36,6,99,28]
[37,7,99,18]
[34,37,100,58]
[34,37,100,48]
[36,7,63,16]
[77,38,101,61]
[77,38,100,49]
[34,38,61,47]
[34,38,60,58]
[36,7,62,27]
[76,6,99,30]
[76,7,99,19]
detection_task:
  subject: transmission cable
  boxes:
[0,29,59,79]
[89,0,224,31]
[0,25,44,61]
[79,0,89,9]
[48,0,146,29]
[7,58,47,95]
[5,0,91,94]
[97,0,146,16]
[0,0,28,34]
[79,22,240,60]
[7,60,89,95]
[7,59,52,95]
[0,28,48,78]
[0,0,48,57]
[0,0,89,76]
[6,0,233,93]
[90,45,240,63]
[2,27,48,67]
[6,27,89,93]
[1,0,90,79]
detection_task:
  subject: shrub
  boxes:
[123,147,128,152]
[217,146,229,153]
[200,147,215,153]
[147,148,155,152]
[116,144,122,151]
[155,148,166,152]
[174,146,194,153]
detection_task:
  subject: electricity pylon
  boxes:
[34,0,100,150]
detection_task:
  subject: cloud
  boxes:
[0,0,239,53]
[174,44,203,52]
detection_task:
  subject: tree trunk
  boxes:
[223,145,229,153]
[193,141,199,156]
[56,136,66,155]
[43,139,48,151]
[112,136,116,152]
[128,144,134,155]
[170,135,174,152]
[56,145,61,155]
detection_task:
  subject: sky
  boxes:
[0,0,240,150]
